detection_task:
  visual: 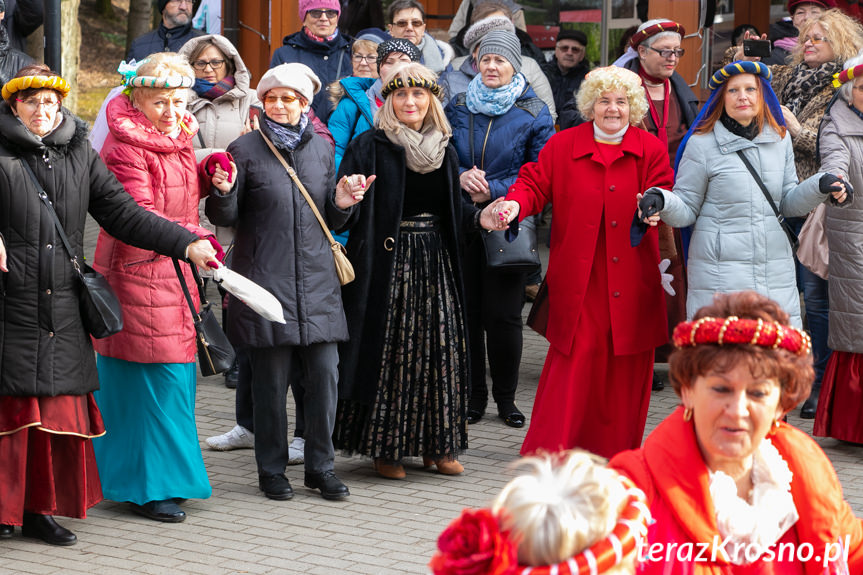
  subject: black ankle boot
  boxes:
[21,513,77,546]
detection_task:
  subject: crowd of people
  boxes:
[0,0,862,571]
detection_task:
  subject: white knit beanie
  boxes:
[257,63,321,106]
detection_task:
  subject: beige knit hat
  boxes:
[257,63,321,106]
[463,15,516,51]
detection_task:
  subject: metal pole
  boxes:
[43,0,61,74]
[599,0,609,67]
[223,0,239,45]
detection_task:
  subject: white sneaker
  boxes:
[206,425,254,451]
[287,436,305,465]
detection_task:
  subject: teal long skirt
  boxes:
[92,355,211,505]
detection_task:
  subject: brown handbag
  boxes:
[258,130,355,286]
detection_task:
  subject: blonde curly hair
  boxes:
[576,66,648,125]
[792,8,863,66]
[492,451,635,573]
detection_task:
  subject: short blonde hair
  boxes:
[576,66,648,125]
[130,52,194,104]
[492,451,634,573]
[375,62,451,137]
[352,38,379,55]
[792,9,863,66]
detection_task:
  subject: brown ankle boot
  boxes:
[423,455,464,475]
[374,458,406,479]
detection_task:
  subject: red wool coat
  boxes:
[92,94,210,364]
[506,122,673,356]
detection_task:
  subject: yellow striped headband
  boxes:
[708,61,771,91]
[381,76,442,99]
[2,75,71,102]
[833,64,863,87]
[127,75,194,89]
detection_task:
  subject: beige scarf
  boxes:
[385,123,448,174]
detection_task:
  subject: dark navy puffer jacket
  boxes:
[270,29,353,124]
[445,84,555,200]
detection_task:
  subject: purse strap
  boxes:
[735,150,799,250]
[19,158,86,277]
[172,257,207,321]
[258,129,341,250]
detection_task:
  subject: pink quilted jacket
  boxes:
[92,93,210,364]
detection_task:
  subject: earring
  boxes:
[683,406,693,422]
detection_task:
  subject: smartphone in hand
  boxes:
[743,38,772,58]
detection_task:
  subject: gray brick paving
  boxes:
[1,219,861,575]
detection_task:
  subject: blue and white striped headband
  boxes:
[708,60,771,91]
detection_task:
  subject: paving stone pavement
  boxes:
[2,220,861,575]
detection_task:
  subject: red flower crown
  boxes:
[672,316,812,356]
[430,478,651,575]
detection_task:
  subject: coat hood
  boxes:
[178,34,254,98]
[328,75,376,107]
[105,92,198,154]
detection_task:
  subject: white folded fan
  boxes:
[210,262,286,324]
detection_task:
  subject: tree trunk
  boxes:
[126,0,154,58]
[96,0,115,19]
[61,0,81,112]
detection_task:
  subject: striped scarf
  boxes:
[194,75,236,100]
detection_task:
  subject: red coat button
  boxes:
[613,291,620,298]
[611,221,618,227]
[609,185,616,191]
[612,257,619,263]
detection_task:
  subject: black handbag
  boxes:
[21,159,123,338]
[467,112,540,274]
[173,258,236,376]
[480,217,541,273]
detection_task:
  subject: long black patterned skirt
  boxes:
[336,214,468,461]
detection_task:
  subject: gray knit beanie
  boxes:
[477,30,522,73]
[463,15,515,51]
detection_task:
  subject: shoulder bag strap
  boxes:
[172,257,206,320]
[735,150,799,250]
[19,157,85,276]
[258,129,340,249]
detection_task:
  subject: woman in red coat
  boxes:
[495,66,673,459]
[91,53,231,523]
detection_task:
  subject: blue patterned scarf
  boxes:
[265,114,308,151]
[465,72,525,116]
[193,75,235,100]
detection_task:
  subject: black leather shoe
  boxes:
[0,524,13,538]
[304,470,350,500]
[499,406,525,428]
[466,408,485,424]
[652,372,665,391]
[21,513,77,546]
[259,473,294,500]
[800,396,818,419]
[224,360,239,389]
[130,500,187,523]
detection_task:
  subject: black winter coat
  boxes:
[336,129,479,403]
[0,106,198,397]
[206,119,350,349]
[127,21,205,61]
[0,23,33,87]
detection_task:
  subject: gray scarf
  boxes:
[417,34,445,74]
[385,123,448,173]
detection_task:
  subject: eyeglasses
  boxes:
[393,19,425,28]
[192,59,225,71]
[15,97,59,109]
[352,54,376,62]
[557,45,584,53]
[306,9,338,19]
[264,95,301,106]
[646,46,685,59]
[803,35,828,44]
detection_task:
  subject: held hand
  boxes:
[636,192,662,226]
[0,240,7,272]
[186,239,219,269]
[335,173,377,208]
[830,174,849,204]
[212,162,237,194]
[459,166,490,196]
[479,198,510,230]
[737,30,769,61]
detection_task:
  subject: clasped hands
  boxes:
[460,166,491,203]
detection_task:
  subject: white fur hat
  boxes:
[256,63,321,106]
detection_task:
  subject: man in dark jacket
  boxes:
[1,0,40,53]
[127,0,205,61]
[270,0,352,123]
[0,5,33,87]
[540,29,590,116]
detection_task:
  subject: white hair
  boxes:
[839,52,863,103]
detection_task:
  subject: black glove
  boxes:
[638,189,665,218]
[819,173,855,206]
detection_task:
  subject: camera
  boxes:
[743,39,772,59]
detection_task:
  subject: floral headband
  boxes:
[673,316,812,356]
[430,477,651,575]
[2,75,71,101]
[117,59,194,89]
[630,21,685,49]
[381,75,443,98]
[708,60,772,91]
[833,64,863,87]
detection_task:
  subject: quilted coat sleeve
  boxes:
[104,142,212,239]
[657,136,709,228]
[505,130,558,219]
[817,114,850,180]
[777,135,825,217]
[330,98,360,172]
[488,105,555,200]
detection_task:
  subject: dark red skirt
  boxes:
[0,394,105,525]
[813,351,863,443]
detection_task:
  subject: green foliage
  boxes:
[100,31,126,47]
